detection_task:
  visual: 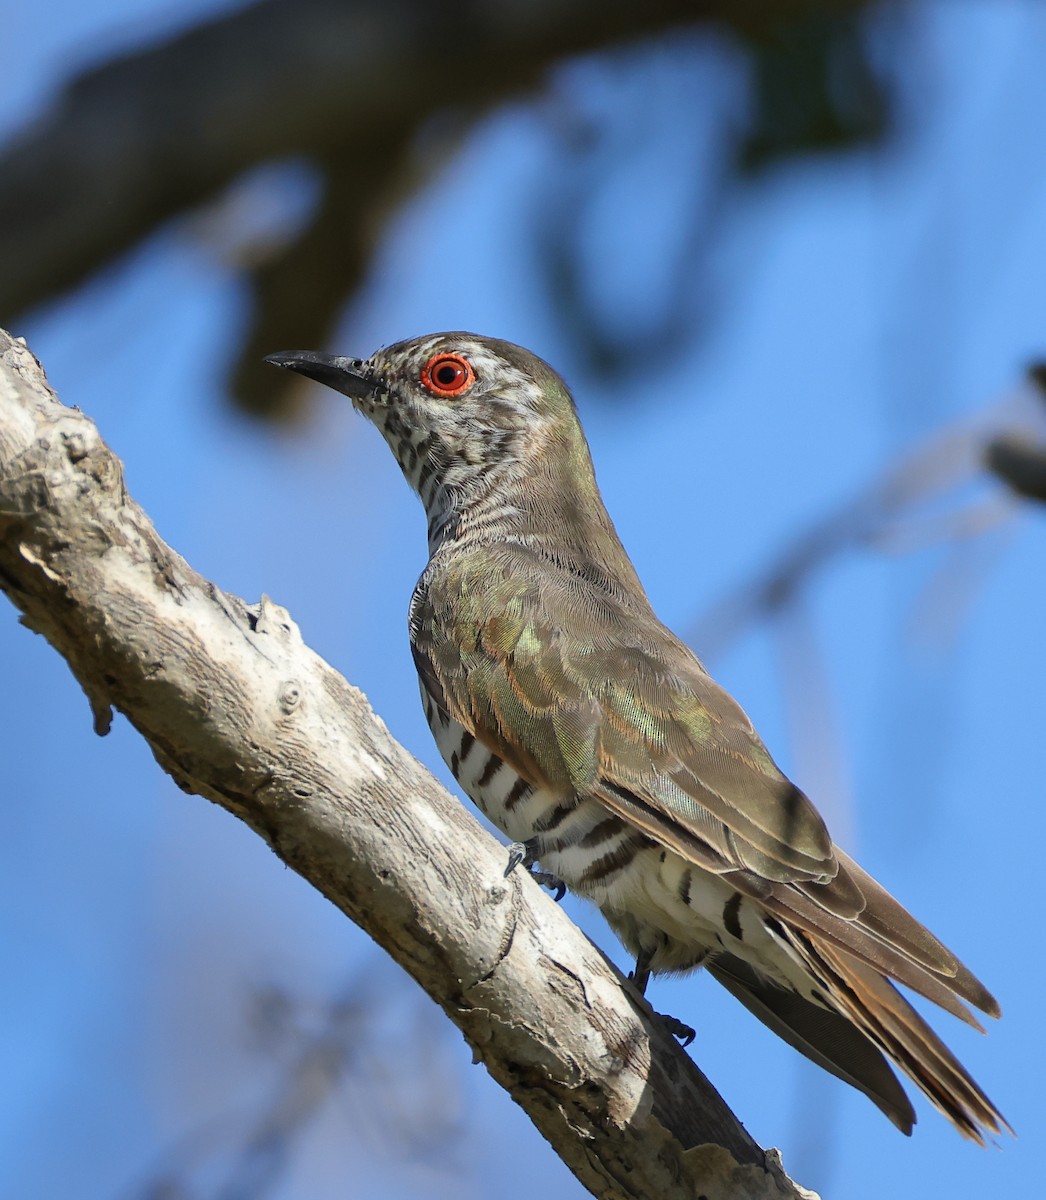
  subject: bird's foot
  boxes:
[504,841,531,875]
[628,951,694,1044]
[504,840,566,902]
[530,870,567,902]
[660,1013,696,1046]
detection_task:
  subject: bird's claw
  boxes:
[504,841,566,902]
[505,841,529,876]
[661,1013,696,1046]
[530,871,567,902]
[628,953,694,1044]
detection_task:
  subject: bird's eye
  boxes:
[420,353,476,398]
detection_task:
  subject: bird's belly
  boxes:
[426,705,552,842]
[425,703,628,857]
[598,847,797,984]
[425,703,804,986]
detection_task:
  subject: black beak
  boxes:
[264,350,380,402]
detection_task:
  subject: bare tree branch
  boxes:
[0,0,706,417]
[0,329,817,1198]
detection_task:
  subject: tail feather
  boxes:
[752,881,991,1030]
[832,850,1000,1018]
[707,954,916,1133]
[800,938,1011,1143]
[707,923,1010,1143]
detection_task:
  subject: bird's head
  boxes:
[267,332,589,529]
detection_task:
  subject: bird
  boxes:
[266,332,1007,1143]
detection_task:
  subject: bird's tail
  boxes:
[709,941,1010,1143]
[810,939,1010,1143]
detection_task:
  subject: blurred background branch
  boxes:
[0,0,888,416]
[131,968,464,1200]
[688,364,1046,659]
[984,365,1046,503]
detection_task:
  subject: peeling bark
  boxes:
[0,328,817,1200]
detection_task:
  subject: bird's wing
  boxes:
[418,555,835,881]
[417,555,998,1018]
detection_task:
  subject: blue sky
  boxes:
[1,2,1044,1198]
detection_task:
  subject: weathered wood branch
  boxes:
[0,328,816,1200]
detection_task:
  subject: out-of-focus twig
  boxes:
[687,370,1045,659]
[131,970,463,1200]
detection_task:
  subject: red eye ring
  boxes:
[420,353,476,398]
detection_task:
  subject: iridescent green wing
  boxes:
[416,547,834,882]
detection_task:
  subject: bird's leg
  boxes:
[629,948,654,996]
[504,839,566,902]
[629,947,695,1046]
